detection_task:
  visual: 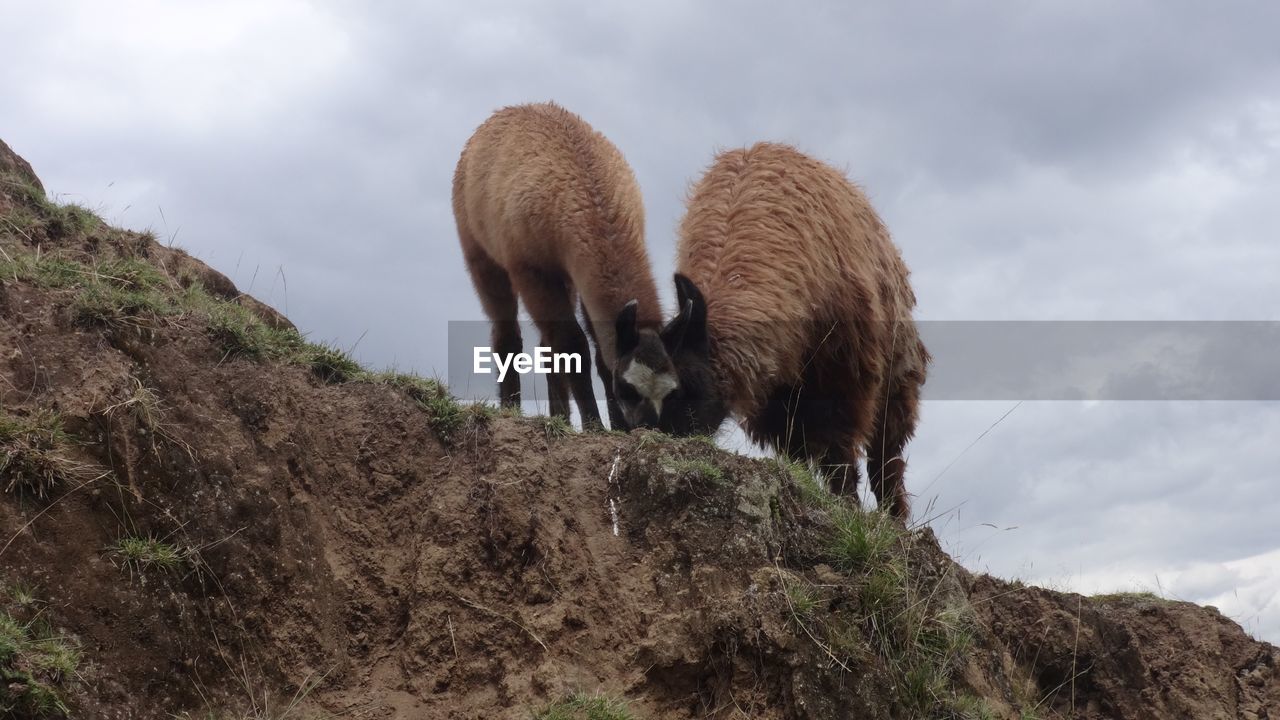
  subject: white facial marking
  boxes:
[622,362,678,417]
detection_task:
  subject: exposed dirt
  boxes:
[2,139,1277,719]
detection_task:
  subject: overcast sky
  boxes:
[4,1,1278,642]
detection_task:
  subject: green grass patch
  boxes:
[21,270,302,366]
[204,300,304,361]
[1,597,80,718]
[180,283,367,386]
[198,296,365,385]
[633,429,673,450]
[683,434,719,450]
[356,371,466,441]
[1,180,100,238]
[65,256,177,329]
[72,283,176,329]
[0,410,85,498]
[661,457,725,485]
[782,575,821,625]
[47,203,101,238]
[783,491,976,717]
[0,253,86,288]
[1092,590,1164,603]
[0,249,181,330]
[303,342,363,384]
[109,536,185,574]
[95,257,167,290]
[533,691,636,720]
[543,415,573,441]
[468,403,498,420]
[951,695,999,720]
[783,459,835,509]
[3,583,39,610]
[826,505,900,574]
[1,214,382,393]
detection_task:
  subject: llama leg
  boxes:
[511,270,602,427]
[758,382,861,498]
[819,443,863,499]
[460,238,522,407]
[595,345,624,430]
[581,301,624,430]
[867,380,921,522]
[561,318,604,430]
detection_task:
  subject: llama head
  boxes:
[614,274,726,434]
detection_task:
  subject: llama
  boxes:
[452,102,668,428]
[616,142,929,519]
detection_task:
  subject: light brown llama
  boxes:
[636,142,929,520]
[452,102,665,427]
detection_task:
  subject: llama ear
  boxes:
[615,300,640,357]
[663,274,707,356]
[674,273,702,312]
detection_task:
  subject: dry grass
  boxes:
[0,410,94,498]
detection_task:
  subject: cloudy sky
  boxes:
[4,1,1278,641]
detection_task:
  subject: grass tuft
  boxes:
[1092,590,1164,603]
[48,203,101,237]
[2,181,101,240]
[69,256,177,329]
[109,536,185,574]
[784,459,832,509]
[95,257,167,290]
[783,486,976,716]
[1,588,79,718]
[543,415,573,441]
[0,249,180,331]
[0,217,384,398]
[3,584,40,610]
[533,691,635,720]
[952,695,999,720]
[205,301,304,361]
[683,434,719,450]
[661,457,725,485]
[782,575,821,625]
[109,377,165,431]
[356,372,466,441]
[466,403,498,421]
[303,342,363,384]
[72,284,175,329]
[0,410,84,498]
[0,253,85,288]
[826,505,900,574]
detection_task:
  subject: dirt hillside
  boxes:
[1,138,1276,719]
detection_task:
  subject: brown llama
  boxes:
[452,102,668,428]
[619,142,930,519]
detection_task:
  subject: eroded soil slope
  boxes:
[2,139,1277,720]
